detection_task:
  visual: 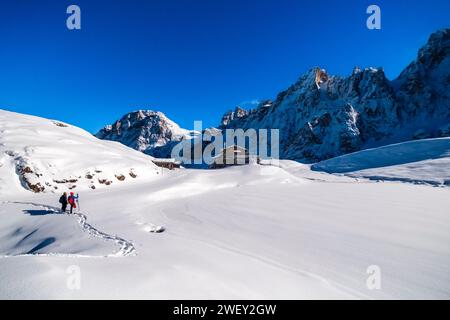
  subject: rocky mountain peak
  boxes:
[418,28,449,67]
[95,110,192,155]
[220,106,249,127]
[396,28,449,85]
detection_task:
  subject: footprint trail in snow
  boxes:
[1,201,137,257]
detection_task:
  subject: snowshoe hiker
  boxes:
[59,192,68,213]
[68,192,78,214]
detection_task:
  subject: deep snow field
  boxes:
[1,164,450,299]
[1,110,450,299]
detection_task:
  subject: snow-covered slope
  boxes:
[0,109,160,195]
[312,137,450,186]
[95,110,196,158]
[221,28,450,162]
[1,162,449,299]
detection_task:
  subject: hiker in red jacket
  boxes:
[68,192,78,214]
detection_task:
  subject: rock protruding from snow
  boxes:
[220,28,450,162]
[95,110,195,158]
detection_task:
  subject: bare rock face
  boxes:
[220,29,450,162]
[220,106,249,127]
[393,29,450,123]
[438,124,450,137]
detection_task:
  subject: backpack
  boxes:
[59,195,65,204]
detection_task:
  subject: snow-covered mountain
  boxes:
[220,28,450,162]
[0,109,160,195]
[95,110,196,158]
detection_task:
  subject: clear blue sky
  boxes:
[0,0,448,132]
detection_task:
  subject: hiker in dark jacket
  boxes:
[68,192,78,214]
[59,192,68,213]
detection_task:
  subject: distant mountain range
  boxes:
[96,28,450,163]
